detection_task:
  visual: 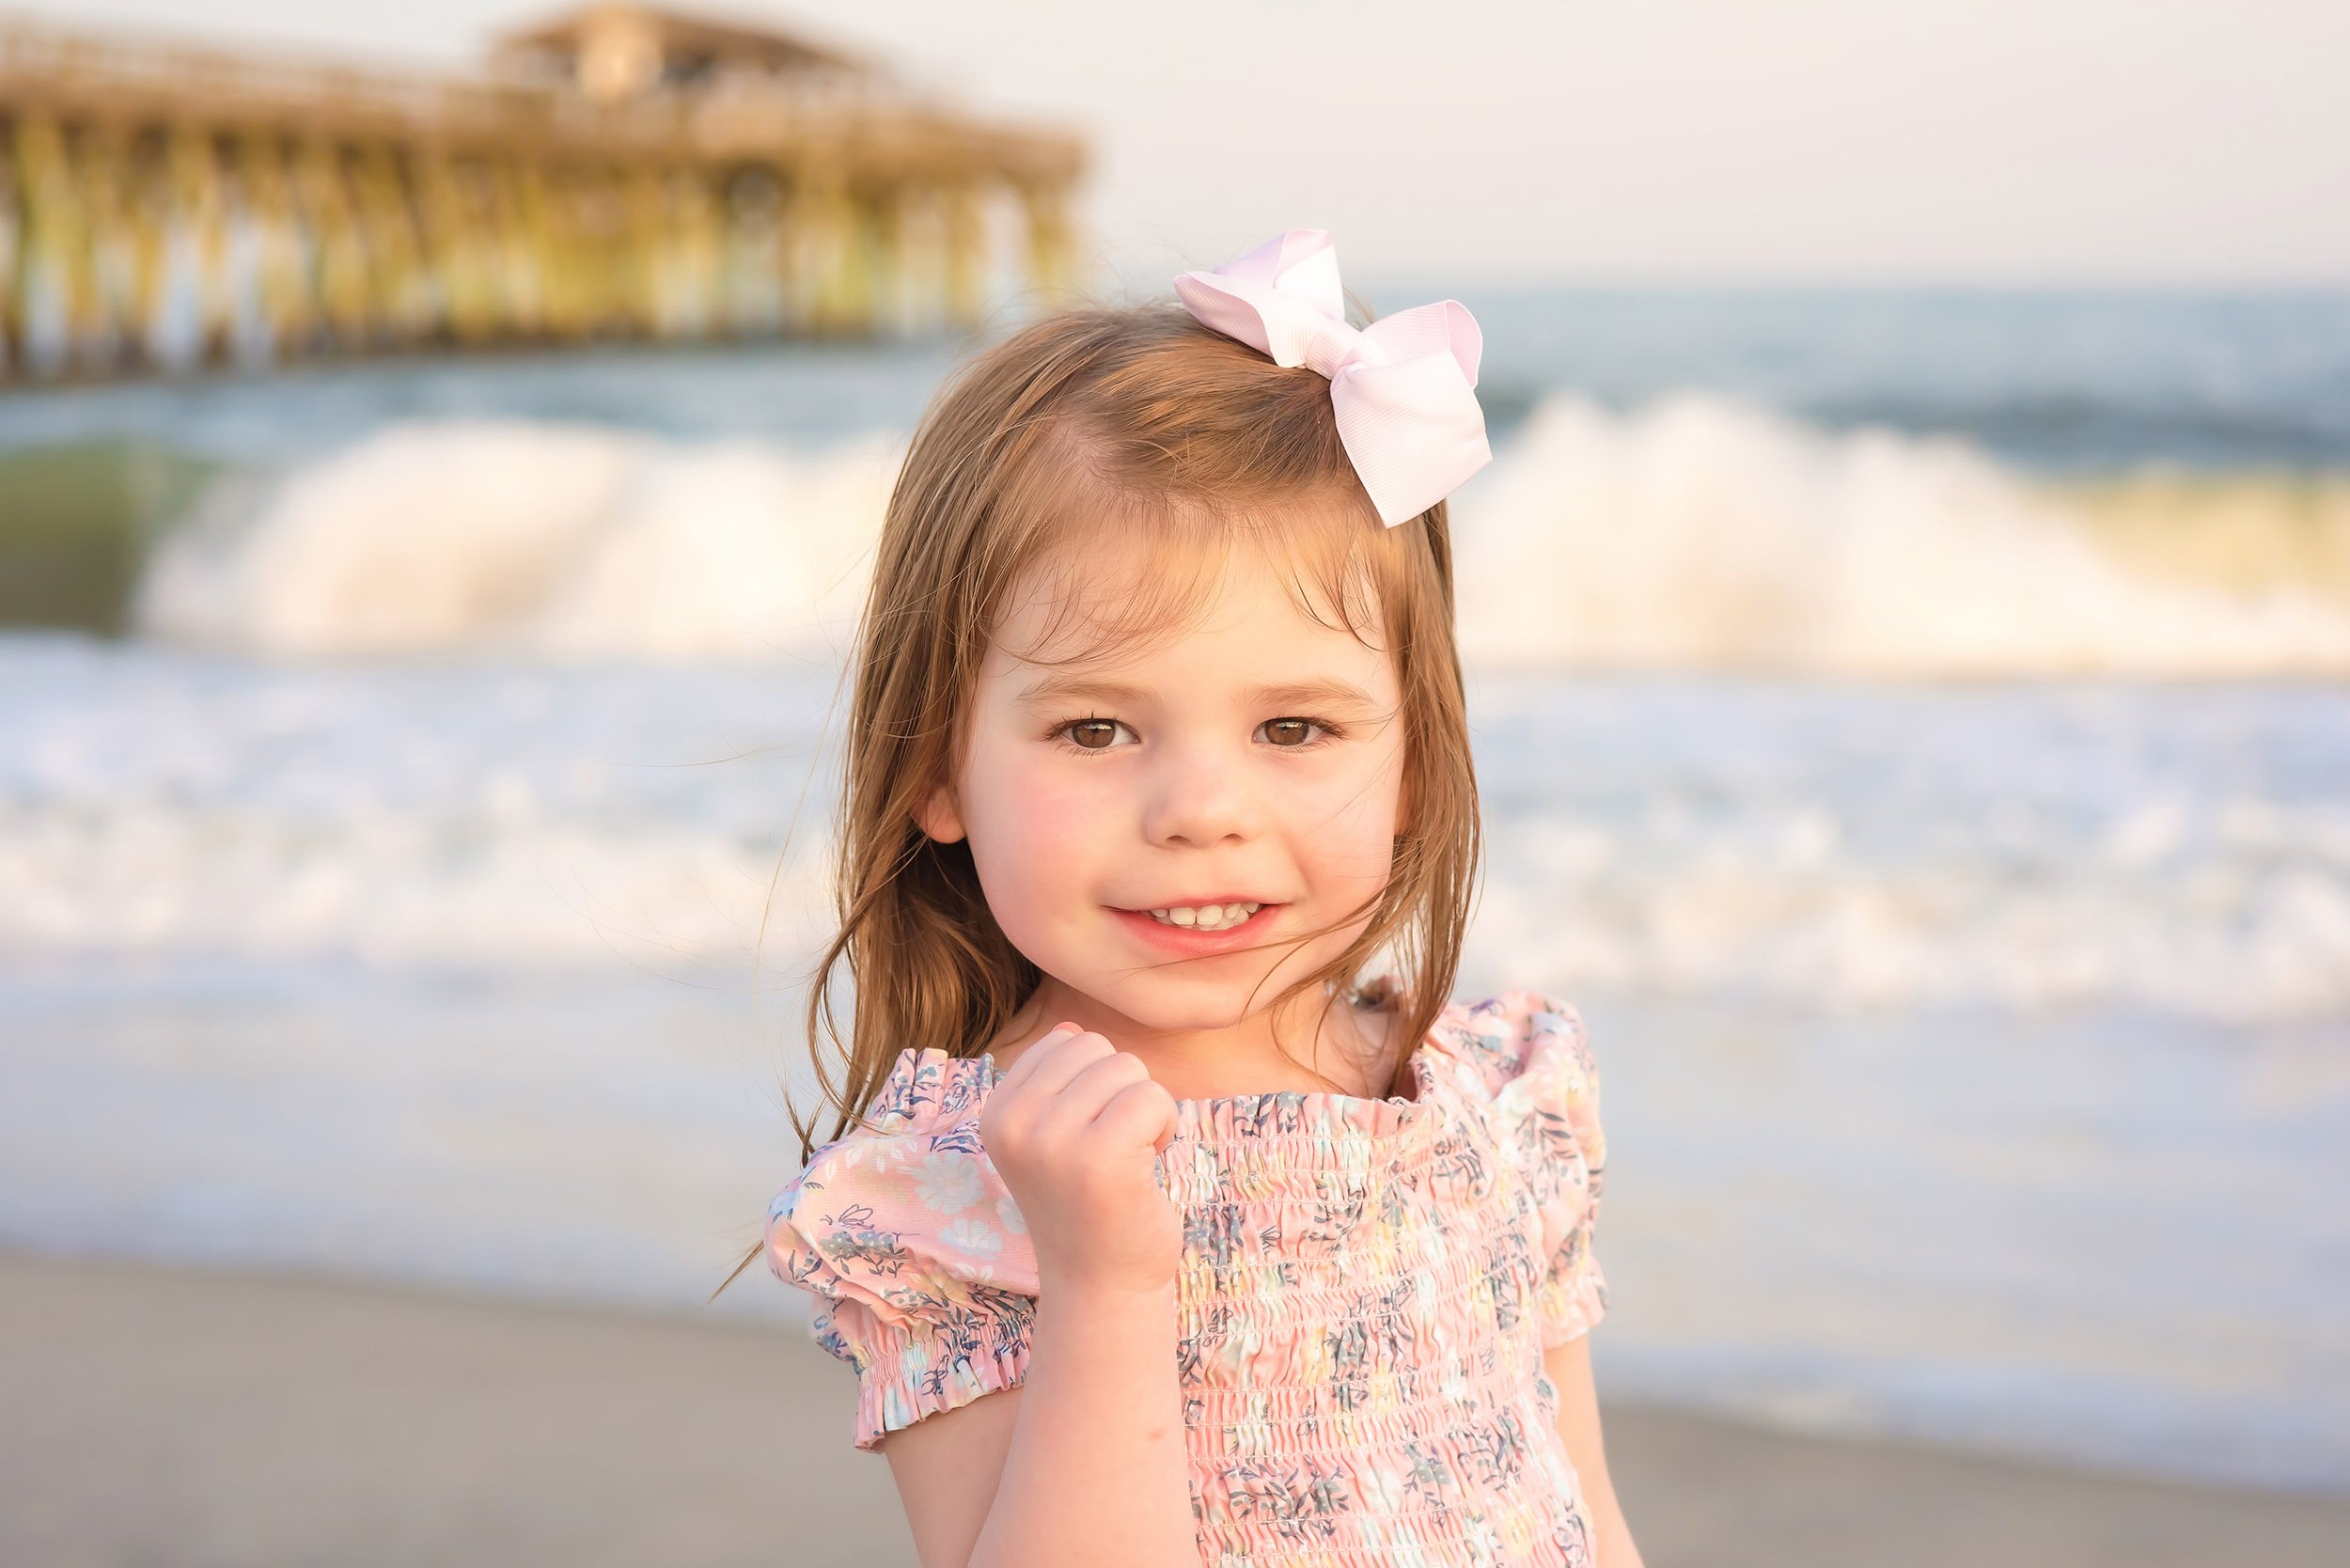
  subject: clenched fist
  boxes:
[980,1023,1183,1297]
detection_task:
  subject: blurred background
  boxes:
[3,3,2347,1564]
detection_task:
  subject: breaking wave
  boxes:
[133,399,2350,676]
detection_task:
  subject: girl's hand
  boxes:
[980,1023,1183,1297]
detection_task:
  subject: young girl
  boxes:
[752,230,1642,1568]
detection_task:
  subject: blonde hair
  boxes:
[715,301,1481,1296]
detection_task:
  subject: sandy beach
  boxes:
[4,1247,2343,1568]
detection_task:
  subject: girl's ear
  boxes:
[915,782,967,844]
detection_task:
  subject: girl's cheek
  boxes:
[1282,759,1404,848]
[963,781,1089,943]
[971,749,1120,852]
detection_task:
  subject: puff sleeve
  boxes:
[765,1048,1039,1450]
[1465,989,1611,1348]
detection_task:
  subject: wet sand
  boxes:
[4,1247,2343,1568]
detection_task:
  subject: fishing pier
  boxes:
[0,4,1088,379]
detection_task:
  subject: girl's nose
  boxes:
[1141,748,1265,848]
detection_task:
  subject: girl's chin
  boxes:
[1026,969,1282,1037]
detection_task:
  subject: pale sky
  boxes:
[32,0,2350,290]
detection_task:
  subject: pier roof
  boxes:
[491,5,876,102]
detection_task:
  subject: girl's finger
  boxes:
[1026,1054,1149,1144]
[1014,1028,1115,1100]
[1049,1049,1152,1120]
[992,1022,1081,1090]
[1091,1077,1180,1149]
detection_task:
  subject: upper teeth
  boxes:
[1149,902,1261,932]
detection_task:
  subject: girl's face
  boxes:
[920,523,1407,1038]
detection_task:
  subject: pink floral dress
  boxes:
[765,989,1610,1567]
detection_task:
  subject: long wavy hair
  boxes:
[715,300,1482,1297]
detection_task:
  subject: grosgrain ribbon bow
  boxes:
[1172,228,1491,525]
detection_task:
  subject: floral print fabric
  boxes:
[766,988,1609,1567]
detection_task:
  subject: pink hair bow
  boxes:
[1172,228,1491,525]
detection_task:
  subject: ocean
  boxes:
[2,287,2346,1493]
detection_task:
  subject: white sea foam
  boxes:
[12,775,2345,1024]
[1452,395,2350,677]
[1469,809,2350,1026]
[130,400,2350,675]
[134,420,898,663]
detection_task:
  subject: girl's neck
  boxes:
[986,978,1397,1102]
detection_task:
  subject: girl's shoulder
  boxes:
[1421,986,1601,1105]
[840,1044,997,1140]
[764,1045,1036,1452]
[765,1044,1035,1324]
[768,1046,1007,1236]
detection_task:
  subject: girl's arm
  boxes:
[879,1279,1194,1568]
[1544,1335,1646,1568]
[877,1025,1196,1568]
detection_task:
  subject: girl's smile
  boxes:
[1111,899,1281,952]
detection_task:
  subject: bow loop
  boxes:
[1172,228,1491,525]
[1355,299,1483,389]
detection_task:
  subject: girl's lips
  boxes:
[1110,903,1280,953]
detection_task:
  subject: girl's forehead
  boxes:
[988,525,1392,674]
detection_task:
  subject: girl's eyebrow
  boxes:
[1014,674,1380,711]
[1253,679,1383,712]
[1015,675,1153,709]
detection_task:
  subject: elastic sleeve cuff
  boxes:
[1537,1253,1609,1348]
[821,1300,1032,1451]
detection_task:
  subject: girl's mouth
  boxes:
[1146,901,1260,933]
[1111,901,1279,950]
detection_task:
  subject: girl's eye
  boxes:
[1053,716,1336,750]
[1056,717,1135,751]
[1259,717,1329,747]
